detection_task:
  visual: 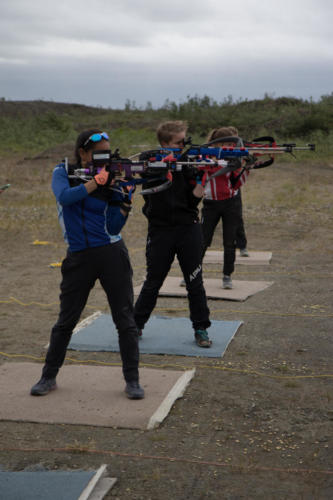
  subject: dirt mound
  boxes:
[0,100,109,119]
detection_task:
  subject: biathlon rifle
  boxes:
[204,135,315,168]
[66,137,315,195]
[66,145,247,196]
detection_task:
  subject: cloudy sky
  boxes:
[1,0,332,108]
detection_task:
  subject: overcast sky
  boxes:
[1,0,332,108]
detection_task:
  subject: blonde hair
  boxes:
[157,120,188,144]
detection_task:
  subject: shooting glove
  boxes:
[94,167,112,186]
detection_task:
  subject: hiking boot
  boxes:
[125,381,145,399]
[239,248,249,257]
[30,377,57,396]
[223,275,233,289]
[194,329,212,348]
[180,279,186,287]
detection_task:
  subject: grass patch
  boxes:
[1,98,332,161]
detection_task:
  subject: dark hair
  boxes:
[74,128,103,165]
[207,126,239,143]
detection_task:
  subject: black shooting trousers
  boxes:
[201,194,243,277]
[134,223,211,331]
[42,240,139,382]
[235,191,247,250]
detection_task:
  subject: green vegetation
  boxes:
[0,94,332,158]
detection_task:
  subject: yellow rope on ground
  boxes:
[45,260,332,278]
[32,240,52,245]
[131,265,333,278]
[1,351,332,380]
[1,296,332,318]
[154,306,333,318]
[0,297,96,310]
[1,296,58,307]
[201,269,332,278]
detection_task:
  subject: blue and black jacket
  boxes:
[52,163,128,252]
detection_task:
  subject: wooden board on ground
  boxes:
[0,362,195,430]
[134,276,273,301]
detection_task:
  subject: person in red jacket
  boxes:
[201,126,250,289]
[228,126,249,258]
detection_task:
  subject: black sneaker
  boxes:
[30,377,57,396]
[125,381,145,399]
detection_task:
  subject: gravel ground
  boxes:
[0,154,332,499]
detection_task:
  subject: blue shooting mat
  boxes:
[69,315,243,358]
[0,470,96,500]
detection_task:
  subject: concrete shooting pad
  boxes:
[0,465,116,500]
[68,314,243,358]
[0,362,195,430]
[203,250,272,265]
[134,276,273,301]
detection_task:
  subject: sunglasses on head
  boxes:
[83,132,109,148]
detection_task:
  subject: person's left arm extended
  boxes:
[182,167,205,207]
[230,166,250,189]
[52,165,98,205]
[186,183,205,209]
[105,183,135,234]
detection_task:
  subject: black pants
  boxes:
[42,240,139,382]
[134,223,210,331]
[201,195,242,276]
[235,191,247,250]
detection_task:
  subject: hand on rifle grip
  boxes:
[163,153,175,163]
[94,167,112,186]
[193,182,205,198]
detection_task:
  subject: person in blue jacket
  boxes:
[30,129,144,399]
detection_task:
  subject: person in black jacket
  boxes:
[134,121,211,347]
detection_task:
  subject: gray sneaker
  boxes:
[30,377,57,396]
[239,248,249,257]
[125,381,145,399]
[180,279,186,287]
[223,275,233,289]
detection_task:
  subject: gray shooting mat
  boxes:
[134,276,273,302]
[203,250,272,265]
[69,314,243,358]
[0,465,116,500]
[0,362,195,430]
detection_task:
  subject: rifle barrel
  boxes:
[247,146,315,154]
